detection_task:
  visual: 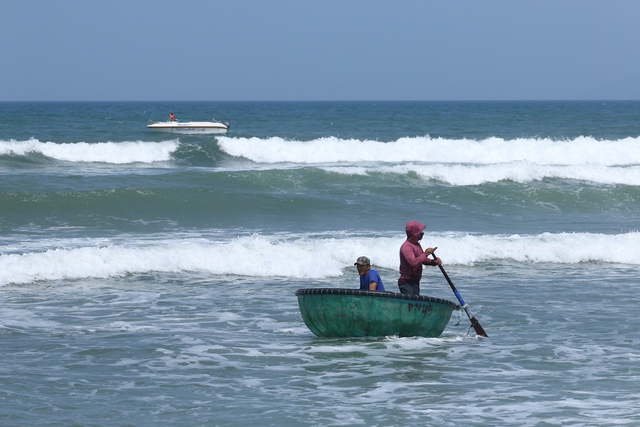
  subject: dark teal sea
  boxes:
[1,101,640,426]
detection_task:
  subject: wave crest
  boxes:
[0,138,180,164]
[217,135,640,166]
[1,231,638,286]
[215,136,640,185]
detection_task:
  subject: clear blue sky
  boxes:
[2,0,639,101]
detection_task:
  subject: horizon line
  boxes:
[1,99,639,103]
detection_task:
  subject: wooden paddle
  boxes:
[431,250,488,337]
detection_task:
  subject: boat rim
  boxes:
[295,288,460,308]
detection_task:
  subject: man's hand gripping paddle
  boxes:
[431,249,488,337]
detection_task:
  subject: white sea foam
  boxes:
[325,162,640,185]
[217,135,640,166]
[0,138,179,164]
[217,136,640,185]
[1,231,638,286]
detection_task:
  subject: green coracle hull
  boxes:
[295,288,459,338]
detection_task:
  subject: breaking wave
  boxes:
[2,231,638,286]
[0,138,180,164]
[217,135,640,185]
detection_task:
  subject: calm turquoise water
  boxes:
[1,101,640,426]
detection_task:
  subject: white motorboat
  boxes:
[147,118,230,134]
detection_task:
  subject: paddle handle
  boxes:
[431,252,488,337]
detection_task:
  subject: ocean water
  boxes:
[1,101,640,426]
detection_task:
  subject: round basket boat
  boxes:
[295,288,459,338]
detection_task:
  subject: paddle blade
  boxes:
[470,316,489,338]
[431,250,488,338]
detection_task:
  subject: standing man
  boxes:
[398,220,442,296]
[354,256,385,291]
